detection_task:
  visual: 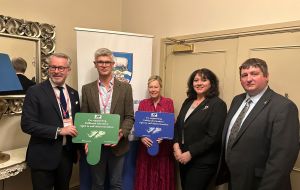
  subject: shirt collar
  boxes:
[49,79,67,89]
[149,96,164,106]
[98,77,114,87]
[246,86,268,104]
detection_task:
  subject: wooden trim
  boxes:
[162,20,300,44]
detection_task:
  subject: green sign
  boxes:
[72,113,120,165]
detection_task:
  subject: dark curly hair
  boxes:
[186,68,219,100]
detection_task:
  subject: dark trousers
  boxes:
[179,162,217,190]
[90,146,125,190]
[31,148,73,190]
[79,149,92,190]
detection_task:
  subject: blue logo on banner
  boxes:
[112,52,133,83]
[134,111,174,156]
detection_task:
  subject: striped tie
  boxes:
[57,86,69,118]
[226,98,252,154]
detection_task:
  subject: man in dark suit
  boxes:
[80,48,134,190]
[217,58,299,190]
[21,53,80,190]
[11,57,36,93]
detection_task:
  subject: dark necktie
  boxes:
[227,98,252,151]
[57,86,69,118]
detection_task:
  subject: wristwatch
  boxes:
[57,127,62,135]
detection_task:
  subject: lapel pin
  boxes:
[75,101,78,105]
[202,105,209,110]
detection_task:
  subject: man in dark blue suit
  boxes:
[217,58,299,190]
[11,57,36,94]
[21,53,80,190]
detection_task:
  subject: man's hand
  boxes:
[110,129,124,147]
[84,143,88,154]
[59,125,78,137]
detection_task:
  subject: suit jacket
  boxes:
[21,79,80,170]
[174,96,227,165]
[0,74,35,95]
[17,74,36,93]
[217,87,299,190]
[81,78,134,156]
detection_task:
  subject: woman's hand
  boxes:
[157,138,163,144]
[173,143,182,160]
[141,137,153,147]
[178,151,192,165]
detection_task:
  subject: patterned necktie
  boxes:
[227,98,252,150]
[57,86,69,118]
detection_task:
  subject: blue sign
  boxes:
[134,111,174,156]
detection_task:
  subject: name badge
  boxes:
[63,118,72,127]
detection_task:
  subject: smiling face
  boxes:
[193,73,211,97]
[240,66,269,96]
[148,80,161,100]
[48,56,70,86]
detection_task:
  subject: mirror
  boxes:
[0,15,56,117]
[0,35,37,81]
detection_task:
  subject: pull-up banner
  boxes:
[75,27,153,111]
[75,27,153,190]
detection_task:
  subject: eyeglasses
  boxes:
[94,61,114,66]
[48,66,69,72]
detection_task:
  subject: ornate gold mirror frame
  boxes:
[0,15,55,118]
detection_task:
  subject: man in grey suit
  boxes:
[80,48,134,190]
[217,58,299,190]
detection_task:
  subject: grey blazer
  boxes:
[81,78,134,156]
[217,87,299,190]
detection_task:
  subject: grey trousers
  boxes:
[91,146,125,190]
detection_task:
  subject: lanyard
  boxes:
[97,81,113,113]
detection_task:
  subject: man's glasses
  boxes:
[94,61,114,66]
[48,66,69,72]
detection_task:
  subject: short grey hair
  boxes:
[12,57,27,73]
[47,53,72,66]
[94,48,115,61]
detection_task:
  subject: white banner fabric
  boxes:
[75,27,153,111]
